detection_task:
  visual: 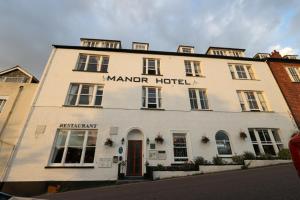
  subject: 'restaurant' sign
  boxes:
[59,123,97,129]
[104,75,191,85]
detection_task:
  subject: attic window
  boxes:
[0,76,26,83]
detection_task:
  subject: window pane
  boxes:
[272,129,281,142]
[101,57,109,72]
[65,131,85,163]
[79,85,93,105]
[235,65,247,79]
[249,129,256,142]
[87,56,98,72]
[262,145,276,155]
[51,130,68,163]
[185,61,192,75]
[189,89,198,109]
[253,144,260,155]
[68,131,85,146]
[84,147,96,163]
[199,90,209,109]
[87,131,97,146]
[77,55,87,70]
[66,84,79,105]
[245,92,259,110]
[194,62,201,76]
[215,131,232,155]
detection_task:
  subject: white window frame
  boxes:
[228,64,256,80]
[236,90,270,112]
[172,133,189,162]
[0,97,8,112]
[248,128,282,156]
[76,54,109,72]
[83,41,98,47]
[143,58,161,75]
[49,129,97,166]
[184,60,202,76]
[215,131,232,156]
[134,44,147,50]
[65,83,104,107]
[142,86,162,109]
[286,67,300,82]
[188,88,209,110]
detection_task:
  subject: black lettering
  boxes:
[171,79,177,84]
[164,79,171,84]
[117,76,124,82]
[142,77,148,83]
[107,76,116,81]
[125,77,133,82]
[133,77,141,82]
[178,79,184,85]
[82,124,86,129]
[184,80,191,85]
[156,78,163,84]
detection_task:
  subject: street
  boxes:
[40,164,300,200]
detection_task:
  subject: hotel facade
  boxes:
[3,39,298,194]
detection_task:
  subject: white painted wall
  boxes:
[7,47,298,182]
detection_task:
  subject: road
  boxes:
[40,164,300,200]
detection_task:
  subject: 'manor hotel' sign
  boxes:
[105,75,191,85]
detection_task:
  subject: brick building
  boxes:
[267,51,300,129]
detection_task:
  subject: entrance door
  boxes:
[126,140,142,176]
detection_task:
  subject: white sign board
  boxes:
[97,158,112,168]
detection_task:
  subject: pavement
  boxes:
[39,164,300,200]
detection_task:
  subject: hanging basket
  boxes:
[201,136,210,143]
[155,135,164,144]
[240,132,247,139]
[104,138,113,147]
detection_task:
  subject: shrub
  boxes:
[259,154,274,160]
[194,156,208,166]
[156,164,164,170]
[232,155,244,165]
[243,151,256,160]
[213,156,224,165]
[277,149,291,160]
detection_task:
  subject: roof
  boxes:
[267,58,300,64]
[0,65,39,83]
[53,45,264,62]
[206,46,246,54]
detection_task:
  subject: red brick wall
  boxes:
[267,61,300,128]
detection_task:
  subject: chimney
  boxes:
[270,50,282,58]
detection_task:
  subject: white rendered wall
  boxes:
[7,48,297,182]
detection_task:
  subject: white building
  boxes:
[3,39,298,195]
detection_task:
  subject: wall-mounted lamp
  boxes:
[121,138,125,145]
[146,138,150,145]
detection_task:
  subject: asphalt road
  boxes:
[40,164,300,200]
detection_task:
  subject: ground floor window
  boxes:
[248,128,282,156]
[173,133,188,162]
[50,129,97,165]
[215,131,232,155]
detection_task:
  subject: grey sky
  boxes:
[0,0,299,78]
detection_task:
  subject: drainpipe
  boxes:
[0,48,57,188]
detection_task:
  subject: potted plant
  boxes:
[155,134,164,144]
[104,138,113,147]
[201,136,210,143]
[240,131,247,139]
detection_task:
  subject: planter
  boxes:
[153,170,200,180]
[199,165,242,174]
[244,159,292,168]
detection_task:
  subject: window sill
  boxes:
[45,165,95,169]
[72,69,108,73]
[63,105,103,108]
[141,73,163,76]
[242,110,274,113]
[140,108,165,111]
[191,109,213,111]
[232,78,260,81]
[217,155,233,158]
[186,75,206,78]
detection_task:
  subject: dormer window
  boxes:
[83,41,98,47]
[177,45,195,53]
[143,58,161,75]
[213,50,224,56]
[132,42,149,50]
[206,47,245,57]
[283,55,298,60]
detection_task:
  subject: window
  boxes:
[0,76,26,83]
[249,128,282,156]
[184,61,202,76]
[286,67,300,82]
[182,47,192,53]
[103,41,119,48]
[142,87,161,109]
[173,133,188,162]
[133,43,148,50]
[228,64,256,80]
[50,129,97,165]
[215,131,232,155]
[0,98,7,112]
[143,58,161,75]
[188,89,209,110]
[236,91,269,111]
[83,41,98,47]
[213,50,224,56]
[65,83,103,107]
[75,54,109,72]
